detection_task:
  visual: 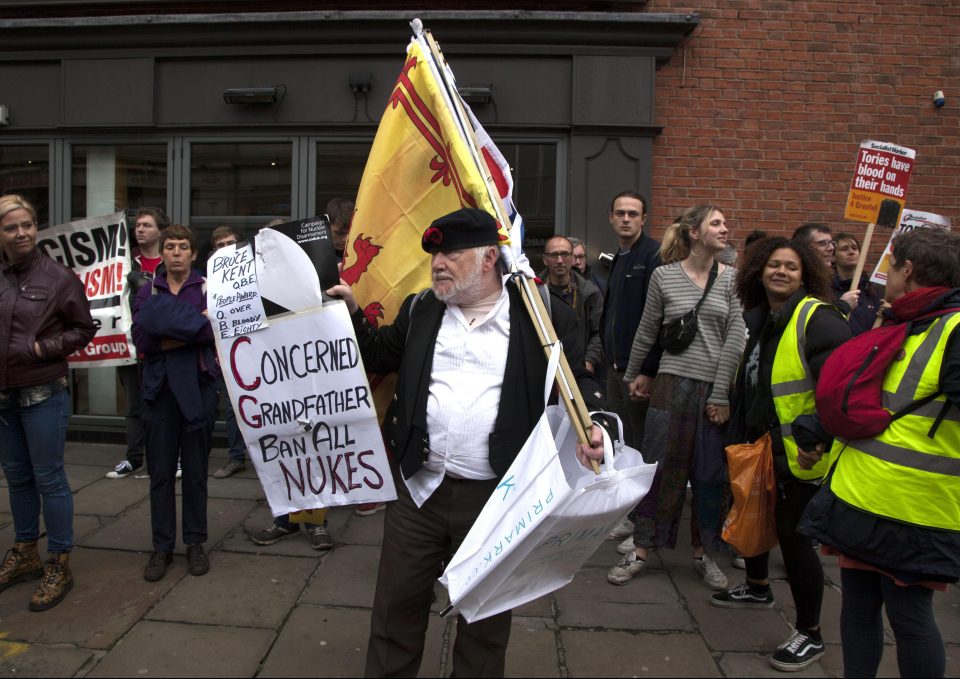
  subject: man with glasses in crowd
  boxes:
[793,222,861,313]
[540,235,603,375]
[569,236,609,295]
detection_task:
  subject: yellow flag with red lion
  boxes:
[341,35,512,415]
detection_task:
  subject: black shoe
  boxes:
[769,629,825,672]
[143,551,173,582]
[250,521,299,546]
[710,582,775,609]
[106,460,143,479]
[186,544,209,576]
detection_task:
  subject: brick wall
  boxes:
[644,0,959,261]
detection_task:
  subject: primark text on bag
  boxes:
[439,344,658,623]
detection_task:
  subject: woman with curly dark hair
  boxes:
[709,237,851,672]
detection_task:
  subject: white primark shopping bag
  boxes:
[439,344,657,623]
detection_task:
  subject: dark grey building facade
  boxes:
[0,5,697,427]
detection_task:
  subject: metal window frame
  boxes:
[2,130,568,440]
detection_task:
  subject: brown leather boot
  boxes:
[0,542,43,592]
[28,553,73,612]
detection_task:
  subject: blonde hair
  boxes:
[659,205,721,265]
[0,194,38,224]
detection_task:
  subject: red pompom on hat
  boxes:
[421,208,501,254]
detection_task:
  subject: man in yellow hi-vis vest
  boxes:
[801,227,960,679]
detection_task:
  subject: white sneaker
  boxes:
[607,552,646,585]
[693,553,728,590]
[607,517,634,540]
[105,460,141,479]
[732,554,746,570]
[176,462,182,480]
[616,536,635,555]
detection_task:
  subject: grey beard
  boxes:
[433,262,485,304]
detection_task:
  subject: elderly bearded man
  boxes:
[329,208,607,678]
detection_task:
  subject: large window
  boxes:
[71,144,167,220]
[190,142,293,256]
[315,142,371,217]
[312,140,558,262]
[70,143,168,417]
[2,134,561,427]
[496,142,558,261]
[0,145,50,226]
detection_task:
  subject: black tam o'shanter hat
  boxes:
[421,208,503,254]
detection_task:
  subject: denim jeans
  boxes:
[0,389,73,553]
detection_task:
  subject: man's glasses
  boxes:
[572,254,586,261]
[812,238,835,250]
[544,251,573,260]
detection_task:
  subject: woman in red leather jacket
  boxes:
[0,194,96,611]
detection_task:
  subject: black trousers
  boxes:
[744,480,824,631]
[118,363,146,467]
[840,568,945,678]
[143,382,216,552]
[366,467,511,678]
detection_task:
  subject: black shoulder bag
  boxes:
[659,259,719,355]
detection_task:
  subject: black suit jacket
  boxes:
[352,281,605,480]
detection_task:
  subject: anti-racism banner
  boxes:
[844,140,917,228]
[36,212,136,367]
[218,301,397,516]
[870,210,952,285]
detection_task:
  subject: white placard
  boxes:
[36,211,135,367]
[255,227,325,313]
[206,242,268,339]
[217,301,396,516]
[870,210,952,285]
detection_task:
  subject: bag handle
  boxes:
[597,421,617,470]
[590,409,625,450]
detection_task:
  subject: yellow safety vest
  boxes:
[829,312,960,531]
[770,297,833,481]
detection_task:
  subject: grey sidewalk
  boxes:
[0,441,957,677]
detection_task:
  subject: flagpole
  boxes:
[417,25,600,470]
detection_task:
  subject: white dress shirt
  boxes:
[405,285,511,507]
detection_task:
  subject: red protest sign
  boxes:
[844,140,916,227]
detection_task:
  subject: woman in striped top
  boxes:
[607,205,746,590]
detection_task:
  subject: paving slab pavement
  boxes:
[85,620,275,678]
[0,440,956,677]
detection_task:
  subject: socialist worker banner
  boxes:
[36,212,136,367]
[843,140,916,227]
[218,301,397,516]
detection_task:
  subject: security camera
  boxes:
[934,90,946,108]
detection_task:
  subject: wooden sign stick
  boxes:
[849,222,876,293]
[422,29,600,472]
